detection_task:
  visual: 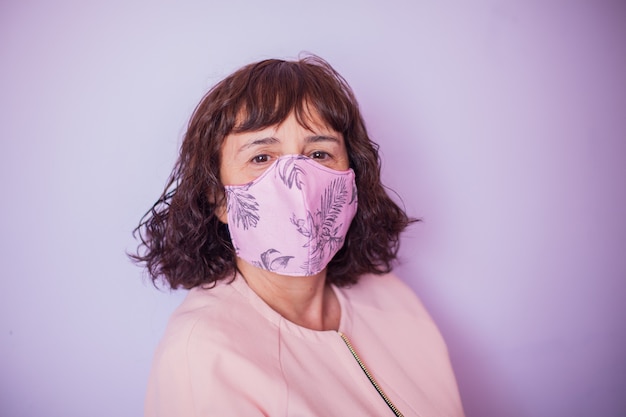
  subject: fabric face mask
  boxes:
[225,154,358,276]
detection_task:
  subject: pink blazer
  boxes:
[145,273,465,416]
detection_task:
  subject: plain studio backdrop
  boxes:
[1,1,624,416]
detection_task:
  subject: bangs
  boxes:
[228,57,355,134]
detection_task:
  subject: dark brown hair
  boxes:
[131,55,414,289]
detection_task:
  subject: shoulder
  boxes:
[161,283,234,335]
[343,274,465,417]
[145,280,283,416]
[144,286,234,416]
[342,272,430,317]
[158,280,267,356]
[150,284,235,370]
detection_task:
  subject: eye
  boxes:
[251,154,271,164]
[309,151,330,160]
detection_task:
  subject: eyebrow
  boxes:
[238,137,280,152]
[237,135,341,153]
[306,135,341,144]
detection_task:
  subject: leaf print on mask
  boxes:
[290,176,351,274]
[277,155,308,189]
[226,186,260,230]
[252,249,295,272]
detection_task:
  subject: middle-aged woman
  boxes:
[133,55,465,416]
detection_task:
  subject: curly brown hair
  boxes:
[131,55,415,289]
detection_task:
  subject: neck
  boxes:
[236,259,340,331]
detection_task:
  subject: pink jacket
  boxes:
[145,273,465,416]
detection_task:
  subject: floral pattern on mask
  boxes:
[226,186,260,230]
[251,248,295,272]
[277,155,307,189]
[290,175,354,275]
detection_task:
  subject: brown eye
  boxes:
[310,151,330,160]
[251,154,271,164]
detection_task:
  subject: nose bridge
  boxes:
[279,121,309,156]
[282,142,305,156]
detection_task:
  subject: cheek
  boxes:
[219,142,249,186]
[218,164,228,186]
[218,152,230,185]
[341,156,351,171]
[219,136,239,185]
[339,150,351,171]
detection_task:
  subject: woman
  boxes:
[133,55,464,416]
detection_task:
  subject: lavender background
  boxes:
[1,1,625,416]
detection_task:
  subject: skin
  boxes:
[219,112,350,331]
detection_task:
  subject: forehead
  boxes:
[223,111,342,150]
[232,101,335,133]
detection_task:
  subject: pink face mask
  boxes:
[225,155,358,276]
